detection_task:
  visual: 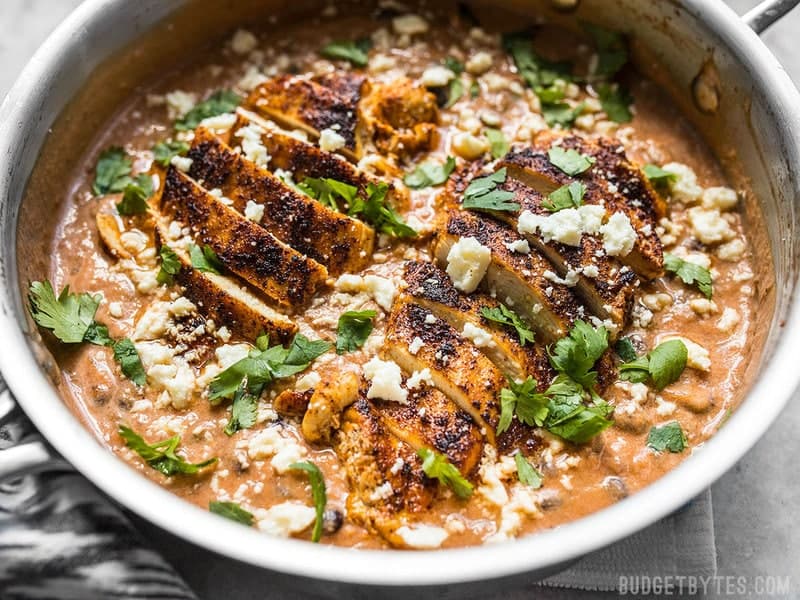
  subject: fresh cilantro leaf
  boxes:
[619,355,650,383]
[84,322,113,347]
[542,181,586,212]
[157,245,181,285]
[647,421,687,453]
[209,501,254,526]
[619,339,688,390]
[348,181,417,238]
[224,381,258,436]
[583,22,628,79]
[297,177,358,212]
[444,77,464,108]
[417,447,473,499]
[664,253,713,299]
[189,243,224,275]
[153,140,190,167]
[175,90,241,131]
[208,333,330,401]
[462,167,520,213]
[615,337,638,362]
[112,338,146,386]
[336,309,376,354]
[548,320,609,390]
[497,376,549,434]
[547,146,596,176]
[116,178,152,216]
[545,397,613,443]
[503,32,573,89]
[444,56,465,74]
[598,83,633,123]
[480,304,535,346]
[515,453,543,488]
[643,164,678,186]
[320,38,371,67]
[288,461,327,542]
[92,147,133,195]
[470,80,480,98]
[119,425,217,476]
[28,281,102,344]
[486,128,509,159]
[541,101,584,128]
[404,156,456,189]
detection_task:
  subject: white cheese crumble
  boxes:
[717,238,746,261]
[600,212,637,257]
[543,269,580,287]
[247,427,308,473]
[363,357,408,404]
[582,264,600,278]
[406,368,434,390]
[235,123,271,168]
[108,302,123,318]
[170,155,193,173]
[445,236,491,293]
[688,207,735,245]
[662,162,703,204]
[319,127,347,152]
[408,336,424,355]
[424,313,437,325]
[461,323,496,348]
[237,65,268,92]
[199,112,237,133]
[421,65,455,87]
[296,371,321,392]
[392,14,429,35]
[395,524,449,549]
[165,90,197,120]
[666,336,711,372]
[370,481,394,502]
[465,51,493,75]
[503,239,530,254]
[244,200,265,223]
[702,186,738,211]
[230,29,259,54]
[517,204,605,246]
[451,132,490,160]
[655,397,677,416]
[717,307,741,332]
[334,274,397,311]
[255,502,316,537]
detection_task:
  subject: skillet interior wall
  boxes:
[16,0,781,408]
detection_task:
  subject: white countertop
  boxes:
[1,1,798,598]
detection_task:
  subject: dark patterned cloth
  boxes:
[0,378,197,600]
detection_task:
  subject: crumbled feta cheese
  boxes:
[451,131,490,160]
[296,371,321,391]
[582,264,600,278]
[702,186,738,211]
[370,481,394,502]
[688,207,735,245]
[662,162,703,204]
[406,368,434,390]
[425,313,437,325]
[408,336,424,355]
[230,29,259,55]
[363,357,408,404]
[642,293,672,312]
[716,238,746,261]
[655,397,677,416]
[247,427,289,460]
[256,502,316,537]
[543,269,579,287]
[108,302,123,318]
[319,127,346,152]
[517,204,605,246]
[421,65,455,87]
[461,323,495,348]
[369,53,397,73]
[165,90,197,120]
[396,524,449,549]
[170,155,193,173]
[199,112,237,133]
[271,443,308,474]
[466,51,493,75]
[666,336,711,371]
[237,65,268,92]
[216,343,251,368]
[446,236,491,293]
[334,274,397,311]
[689,298,718,316]
[632,303,654,328]
[504,239,530,254]
[717,307,740,332]
[235,123,270,168]
[392,14,429,36]
[600,212,637,257]
[244,200,265,222]
[615,381,649,415]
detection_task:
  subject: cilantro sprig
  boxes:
[462,167,520,213]
[548,320,609,391]
[116,176,153,216]
[175,90,241,131]
[584,22,629,79]
[619,339,688,390]
[348,182,417,238]
[515,453,543,489]
[417,447,473,499]
[209,501,254,526]
[548,146,596,176]
[288,461,327,542]
[119,425,217,476]
[404,156,456,189]
[643,164,678,187]
[28,281,145,386]
[542,181,586,212]
[223,381,258,436]
[480,304,535,346]
[486,128,509,159]
[320,38,372,67]
[336,309,376,354]
[664,254,713,299]
[189,243,224,275]
[157,245,182,286]
[92,148,134,196]
[153,140,190,168]
[647,421,687,453]
[209,333,331,403]
[297,177,358,212]
[598,83,633,123]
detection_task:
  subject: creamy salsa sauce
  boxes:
[44,6,754,549]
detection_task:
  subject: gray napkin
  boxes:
[0,375,717,598]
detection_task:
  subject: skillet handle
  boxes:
[0,384,70,482]
[743,0,800,33]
